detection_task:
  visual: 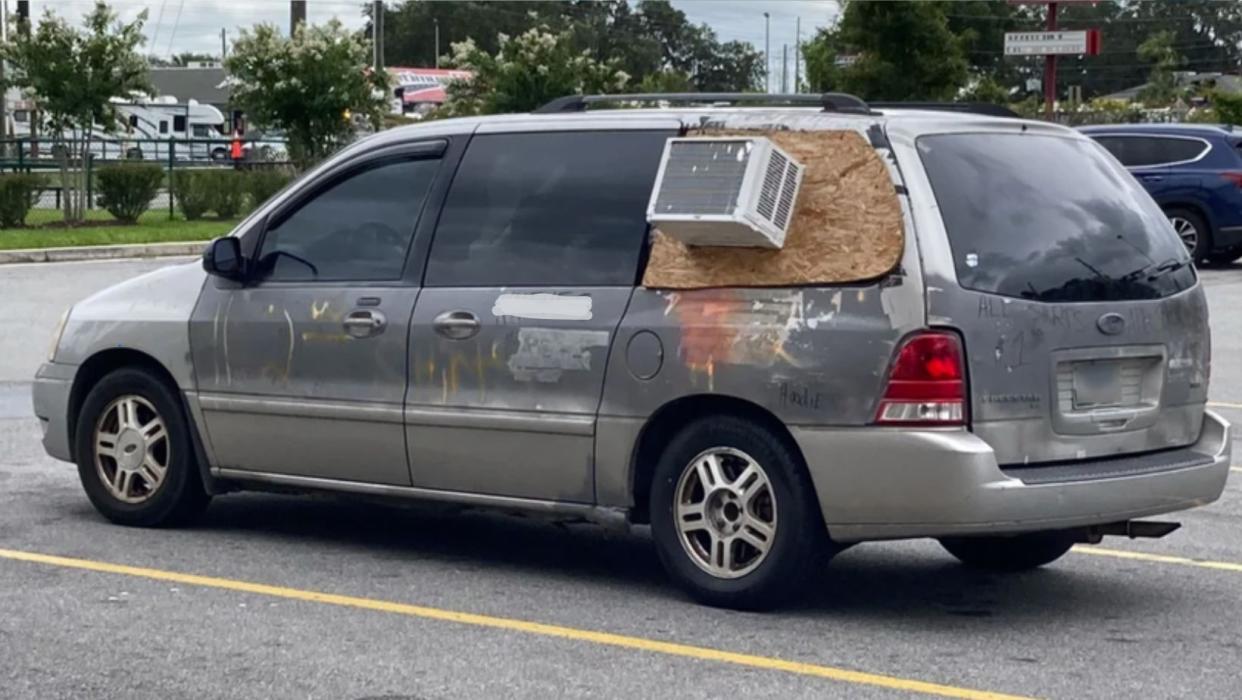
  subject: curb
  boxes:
[0,241,205,265]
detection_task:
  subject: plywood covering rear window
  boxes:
[642,129,904,289]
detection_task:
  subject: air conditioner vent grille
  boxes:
[651,140,748,216]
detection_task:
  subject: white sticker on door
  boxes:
[492,293,593,321]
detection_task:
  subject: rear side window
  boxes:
[256,158,439,282]
[425,130,672,287]
[1092,135,1207,167]
[919,133,1195,302]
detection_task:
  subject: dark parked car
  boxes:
[1082,123,1242,264]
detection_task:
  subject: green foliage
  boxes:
[225,20,389,168]
[95,163,163,224]
[960,77,1011,105]
[1211,91,1242,125]
[1137,31,1182,106]
[205,171,246,219]
[638,69,694,94]
[438,27,631,116]
[0,174,46,228]
[0,2,152,223]
[382,0,760,97]
[245,169,294,209]
[803,2,968,101]
[173,171,212,220]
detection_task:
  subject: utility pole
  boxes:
[763,12,770,94]
[290,0,307,37]
[1044,2,1058,121]
[220,28,227,61]
[781,44,787,94]
[372,1,384,71]
[1,0,8,145]
[794,17,801,93]
[434,18,440,69]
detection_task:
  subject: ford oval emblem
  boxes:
[1097,312,1126,336]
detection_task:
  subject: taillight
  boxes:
[1221,172,1242,188]
[875,331,967,426]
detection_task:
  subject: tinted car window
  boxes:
[919,133,1195,302]
[426,131,672,287]
[257,158,439,282]
[1092,135,1207,167]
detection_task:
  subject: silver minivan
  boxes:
[32,95,1232,609]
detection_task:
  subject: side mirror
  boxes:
[202,237,246,280]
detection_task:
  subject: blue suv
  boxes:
[1082,124,1242,264]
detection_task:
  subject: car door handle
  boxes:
[343,309,386,338]
[434,310,480,340]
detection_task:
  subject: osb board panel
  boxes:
[642,129,904,289]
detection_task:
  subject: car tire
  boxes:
[1165,207,1211,262]
[649,416,827,610]
[74,368,210,527]
[939,531,1076,572]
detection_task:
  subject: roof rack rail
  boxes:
[869,102,1021,119]
[533,92,873,115]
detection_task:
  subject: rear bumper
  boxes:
[794,410,1231,543]
[32,362,76,463]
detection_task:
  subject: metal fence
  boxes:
[0,136,293,220]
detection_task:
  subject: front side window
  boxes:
[919,133,1195,302]
[425,130,672,287]
[256,158,440,282]
[192,124,211,138]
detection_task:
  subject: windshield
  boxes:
[918,132,1196,302]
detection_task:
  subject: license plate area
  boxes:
[1071,361,1123,410]
[1052,345,1165,436]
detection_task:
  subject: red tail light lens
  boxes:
[875,332,967,426]
[1221,172,1242,188]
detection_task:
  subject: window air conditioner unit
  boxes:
[646,136,804,249]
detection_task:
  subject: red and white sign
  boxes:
[1004,29,1101,56]
[387,67,474,105]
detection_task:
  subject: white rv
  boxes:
[9,96,227,161]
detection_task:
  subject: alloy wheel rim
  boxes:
[673,447,778,579]
[93,395,170,504]
[1169,216,1199,254]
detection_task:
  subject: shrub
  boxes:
[96,163,163,223]
[0,173,46,228]
[173,171,212,220]
[245,169,294,210]
[205,171,246,219]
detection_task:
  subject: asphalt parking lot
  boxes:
[2,258,1241,699]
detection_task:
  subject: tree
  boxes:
[802,1,968,101]
[225,20,389,168]
[381,0,761,94]
[437,27,630,116]
[1137,31,1182,106]
[0,2,151,224]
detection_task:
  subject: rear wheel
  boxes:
[1165,207,1210,262]
[649,416,826,610]
[939,531,1075,572]
[74,368,210,527]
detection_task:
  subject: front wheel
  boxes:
[649,416,827,610]
[939,531,1076,572]
[74,368,210,527]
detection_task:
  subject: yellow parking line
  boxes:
[1075,545,1242,573]
[0,548,1031,700]
[1207,401,1242,410]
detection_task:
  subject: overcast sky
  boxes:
[26,1,838,84]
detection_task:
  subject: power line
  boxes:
[164,0,185,57]
[150,0,168,50]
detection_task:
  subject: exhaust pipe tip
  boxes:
[1082,520,1181,541]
